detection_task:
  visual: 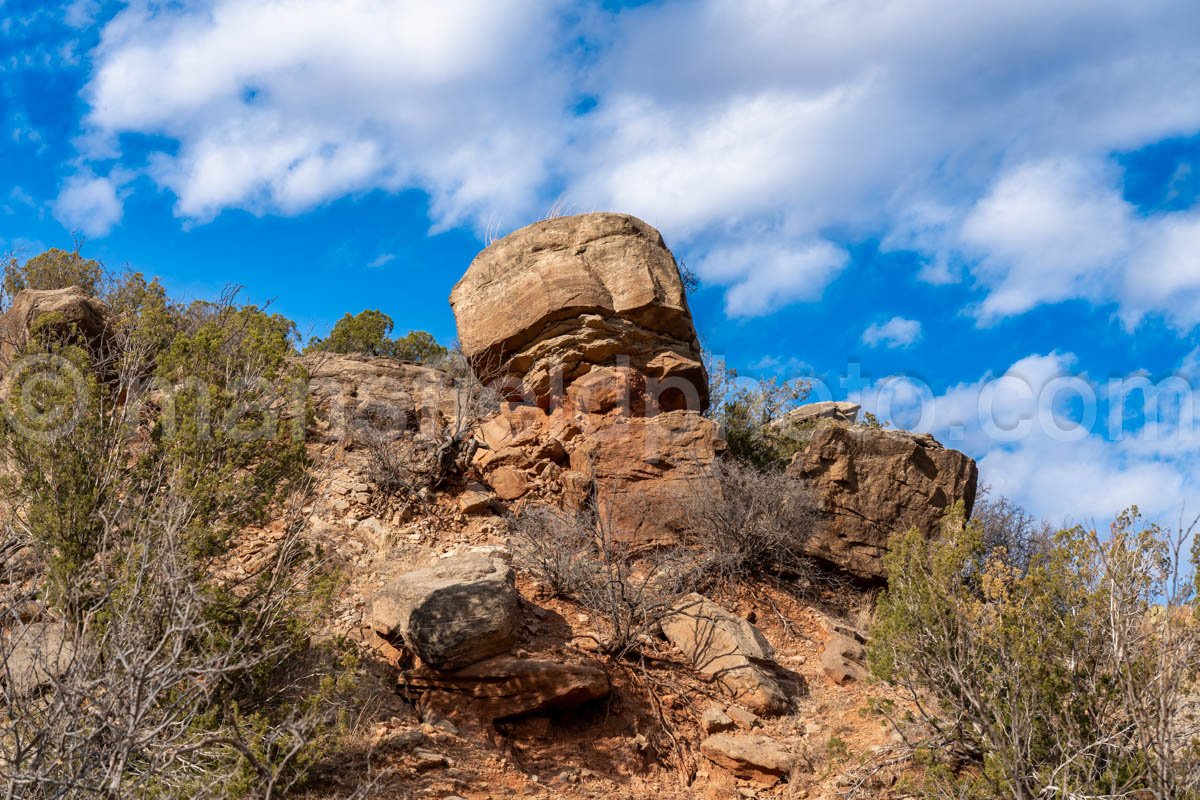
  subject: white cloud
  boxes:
[76,0,1200,320]
[53,171,123,237]
[85,0,572,229]
[862,316,922,349]
[956,158,1200,327]
[854,351,1200,524]
[367,253,395,269]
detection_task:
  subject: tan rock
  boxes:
[700,734,798,786]
[366,555,520,671]
[789,424,978,579]
[487,465,530,500]
[3,621,75,697]
[404,654,609,720]
[660,594,789,715]
[0,287,110,362]
[449,213,706,408]
[702,705,736,734]
[303,353,457,443]
[821,631,869,685]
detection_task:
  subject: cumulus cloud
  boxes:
[85,0,572,229]
[853,352,1200,524]
[957,158,1200,327]
[77,0,1200,320]
[862,316,922,349]
[53,171,123,237]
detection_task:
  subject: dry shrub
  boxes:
[684,459,818,590]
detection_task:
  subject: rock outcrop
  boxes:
[0,287,110,363]
[2,621,74,697]
[403,654,609,721]
[660,594,790,715]
[450,213,706,410]
[788,424,978,579]
[451,214,722,543]
[304,353,458,443]
[821,630,869,685]
[367,554,521,671]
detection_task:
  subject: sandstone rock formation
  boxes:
[450,213,706,410]
[2,621,74,697]
[0,287,110,363]
[789,424,978,579]
[699,733,799,786]
[660,594,790,715]
[367,554,520,671]
[304,352,458,444]
[404,654,609,721]
[451,214,722,542]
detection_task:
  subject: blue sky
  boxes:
[3,0,1200,526]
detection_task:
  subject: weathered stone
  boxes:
[366,555,520,671]
[3,621,75,697]
[821,631,869,685]
[457,483,497,515]
[487,465,530,501]
[700,734,798,786]
[570,411,723,543]
[660,594,789,715]
[449,213,706,408]
[702,705,736,734]
[726,705,762,730]
[789,424,978,579]
[404,655,609,721]
[773,400,861,428]
[303,353,458,443]
[0,287,110,362]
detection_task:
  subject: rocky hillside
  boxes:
[271,213,979,799]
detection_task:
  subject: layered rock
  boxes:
[403,654,609,721]
[450,213,706,410]
[660,594,790,715]
[366,554,521,671]
[788,424,978,579]
[304,353,458,444]
[451,214,722,543]
[821,630,869,685]
[0,287,110,363]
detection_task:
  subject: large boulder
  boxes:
[403,654,609,721]
[450,213,706,410]
[366,554,520,671]
[0,287,110,362]
[788,424,978,579]
[660,594,790,715]
[451,215,721,542]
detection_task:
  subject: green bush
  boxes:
[305,308,446,363]
[706,359,811,469]
[3,247,103,300]
[870,504,1200,799]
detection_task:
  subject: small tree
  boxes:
[305,309,446,363]
[3,247,103,299]
[705,357,812,468]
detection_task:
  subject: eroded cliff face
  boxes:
[452,213,722,543]
[788,423,979,580]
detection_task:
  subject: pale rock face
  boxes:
[699,733,799,786]
[303,353,459,444]
[821,631,870,685]
[449,213,706,409]
[788,424,978,579]
[660,594,790,715]
[3,621,75,697]
[366,554,520,671]
[0,287,110,363]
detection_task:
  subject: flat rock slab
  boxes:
[660,594,789,715]
[700,733,799,786]
[403,655,610,721]
[367,554,520,671]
